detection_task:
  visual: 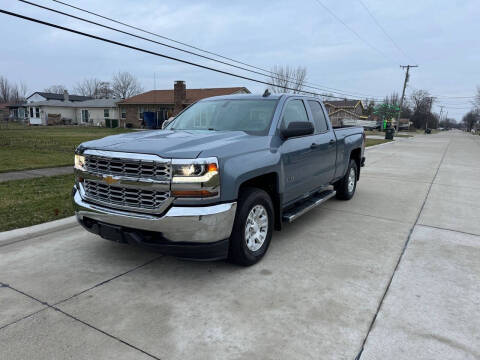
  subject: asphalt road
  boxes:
[1,131,479,360]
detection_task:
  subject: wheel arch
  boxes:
[349,147,362,180]
[237,172,282,231]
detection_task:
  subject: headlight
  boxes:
[171,158,219,198]
[172,162,217,178]
[74,154,86,171]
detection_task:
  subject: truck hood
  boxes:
[79,129,263,159]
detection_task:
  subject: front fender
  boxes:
[220,150,281,202]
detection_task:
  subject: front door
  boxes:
[280,99,319,204]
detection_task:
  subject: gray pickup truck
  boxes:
[73,93,365,265]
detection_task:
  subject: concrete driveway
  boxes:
[1,131,479,360]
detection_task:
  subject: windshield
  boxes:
[167,99,278,135]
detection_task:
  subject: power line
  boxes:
[0,8,368,100]
[433,95,476,99]
[19,1,380,100]
[313,0,397,65]
[49,0,382,99]
[356,0,416,64]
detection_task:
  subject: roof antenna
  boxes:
[263,89,271,97]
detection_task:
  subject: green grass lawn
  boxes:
[0,123,132,173]
[366,138,392,147]
[364,130,412,138]
[0,174,75,232]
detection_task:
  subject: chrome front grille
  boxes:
[83,180,169,211]
[85,154,171,180]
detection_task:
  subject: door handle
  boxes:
[328,139,335,146]
[310,143,320,149]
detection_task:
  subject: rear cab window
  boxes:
[307,100,329,133]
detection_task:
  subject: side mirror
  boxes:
[281,121,314,139]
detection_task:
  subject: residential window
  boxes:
[121,108,126,119]
[30,107,33,117]
[81,109,89,123]
[35,107,39,118]
[139,107,144,120]
[104,109,109,118]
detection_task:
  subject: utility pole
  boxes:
[396,65,418,132]
[439,105,445,129]
[426,96,434,131]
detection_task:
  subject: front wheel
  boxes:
[228,187,273,266]
[334,159,358,200]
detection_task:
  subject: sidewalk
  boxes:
[0,166,72,183]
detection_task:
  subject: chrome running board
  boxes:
[282,189,336,223]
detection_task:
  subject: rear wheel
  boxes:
[334,159,358,200]
[228,187,273,266]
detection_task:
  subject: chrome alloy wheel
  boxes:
[244,204,269,252]
[348,167,356,193]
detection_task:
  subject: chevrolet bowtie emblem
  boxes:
[103,175,118,185]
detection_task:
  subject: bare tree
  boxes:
[269,65,307,94]
[0,76,11,103]
[74,78,102,97]
[383,92,400,106]
[111,71,143,99]
[462,110,479,132]
[44,85,67,94]
[19,82,28,100]
[410,90,435,129]
[0,76,27,103]
[474,86,480,111]
[410,90,432,114]
[95,81,113,98]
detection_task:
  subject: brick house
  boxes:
[118,81,250,128]
[324,99,366,127]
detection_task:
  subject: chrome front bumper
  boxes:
[73,186,237,243]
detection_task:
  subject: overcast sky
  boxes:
[1,0,479,120]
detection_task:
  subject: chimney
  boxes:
[173,80,186,115]
[63,90,69,102]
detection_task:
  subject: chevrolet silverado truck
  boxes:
[73,93,365,266]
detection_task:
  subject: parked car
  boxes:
[72,93,365,265]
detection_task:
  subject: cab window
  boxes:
[281,100,313,130]
[308,100,329,133]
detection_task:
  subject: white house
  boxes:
[74,99,120,126]
[27,98,121,126]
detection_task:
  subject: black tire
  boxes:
[228,187,274,266]
[334,159,358,200]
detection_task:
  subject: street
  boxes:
[1,131,479,359]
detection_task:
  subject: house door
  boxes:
[81,109,89,123]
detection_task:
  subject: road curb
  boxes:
[0,216,78,247]
[366,136,413,150]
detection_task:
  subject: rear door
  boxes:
[307,100,337,186]
[279,98,319,204]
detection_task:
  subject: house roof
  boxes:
[27,92,93,102]
[74,99,120,108]
[119,87,250,105]
[324,99,363,109]
[27,98,120,108]
[329,108,368,119]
